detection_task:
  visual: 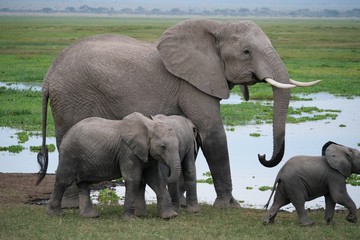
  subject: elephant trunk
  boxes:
[258,51,291,168]
[166,155,182,184]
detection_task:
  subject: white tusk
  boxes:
[264,78,296,89]
[290,79,322,87]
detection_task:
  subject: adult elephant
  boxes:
[37,19,319,208]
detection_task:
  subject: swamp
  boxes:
[0,16,360,239]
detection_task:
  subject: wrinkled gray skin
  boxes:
[47,112,181,219]
[153,114,199,213]
[39,19,294,208]
[264,142,360,226]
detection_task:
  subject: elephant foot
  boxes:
[299,218,314,227]
[213,195,241,208]
[179,194,186,208]
[80,208,99,218]
[263,214,275,225]
[135,207,147,218]
[346,214,357,223]
[47,207,64,216]
[123,213,137,221]
[186,203,200,213]
[159,210,178,219]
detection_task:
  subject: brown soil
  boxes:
[0,173,121,205]
[0,173,55,205]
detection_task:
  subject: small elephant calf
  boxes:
[263,141,360,226]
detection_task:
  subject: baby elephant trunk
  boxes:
[166,156,182,184]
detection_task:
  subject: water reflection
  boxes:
[0,93,359,210]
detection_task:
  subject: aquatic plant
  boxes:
[197,171,213,184]
[97,188,121,205]
[0,145,24,153]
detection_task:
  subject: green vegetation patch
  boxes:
[1,204,359,239]
[221,102,340,126]
[0,145,24,153]
[16,131,29,143]
[0,88,54,133]
[97,188,122,205]
[347,174,360,186]
[197,171,213,184]
[258,186,273,191]
[29,144,56,153]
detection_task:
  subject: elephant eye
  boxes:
[243,49,250,55]
[161,145,167,151]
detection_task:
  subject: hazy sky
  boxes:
[1,0,359,11]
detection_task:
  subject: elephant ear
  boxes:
[157,19,229,99]
[325,143,352,177]
[122,112,152,162]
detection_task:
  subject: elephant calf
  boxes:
[263,141,360,226]
[133,114,200,216]
[153,114,199,213]
[47,112,182,219]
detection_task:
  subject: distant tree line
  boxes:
[1,5,360,18]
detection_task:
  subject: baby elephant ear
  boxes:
[122,113,151,163]
[325,143,353,177]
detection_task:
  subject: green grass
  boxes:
[0,204,359,240]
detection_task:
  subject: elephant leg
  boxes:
[324,195,336,224]
[178,173,187,207]
[78,182,99,218]
[180,93,238,208]
[60,184,80,208]
[146,169,177,219]
[134,179,147,217]
[168,181,181,212]
[123,179,141,220]
[332,190,357,223]
[48,181,67,216]
[183,155,199,213]
[263,189,290,224]
[202,133,239,208]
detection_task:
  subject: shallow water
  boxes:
[0,92,359,210]
[0,82,42,91]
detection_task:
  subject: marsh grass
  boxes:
[0,204,359,240]
[0,16,359,132]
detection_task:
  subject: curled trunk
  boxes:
[257,51,291,168]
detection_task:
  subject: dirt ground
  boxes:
[0,173,120,205]
[0,173,55,204]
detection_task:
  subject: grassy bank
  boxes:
[0,204,359,240]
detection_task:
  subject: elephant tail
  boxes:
[263,177,279,210]
[36,83,49,186]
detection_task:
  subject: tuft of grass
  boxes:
[346,174,360,186]
[0,145,24,153]
[29,144,56,153]
[258,186,273,191]
[249,133,261,137]
[16,131,29,143]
